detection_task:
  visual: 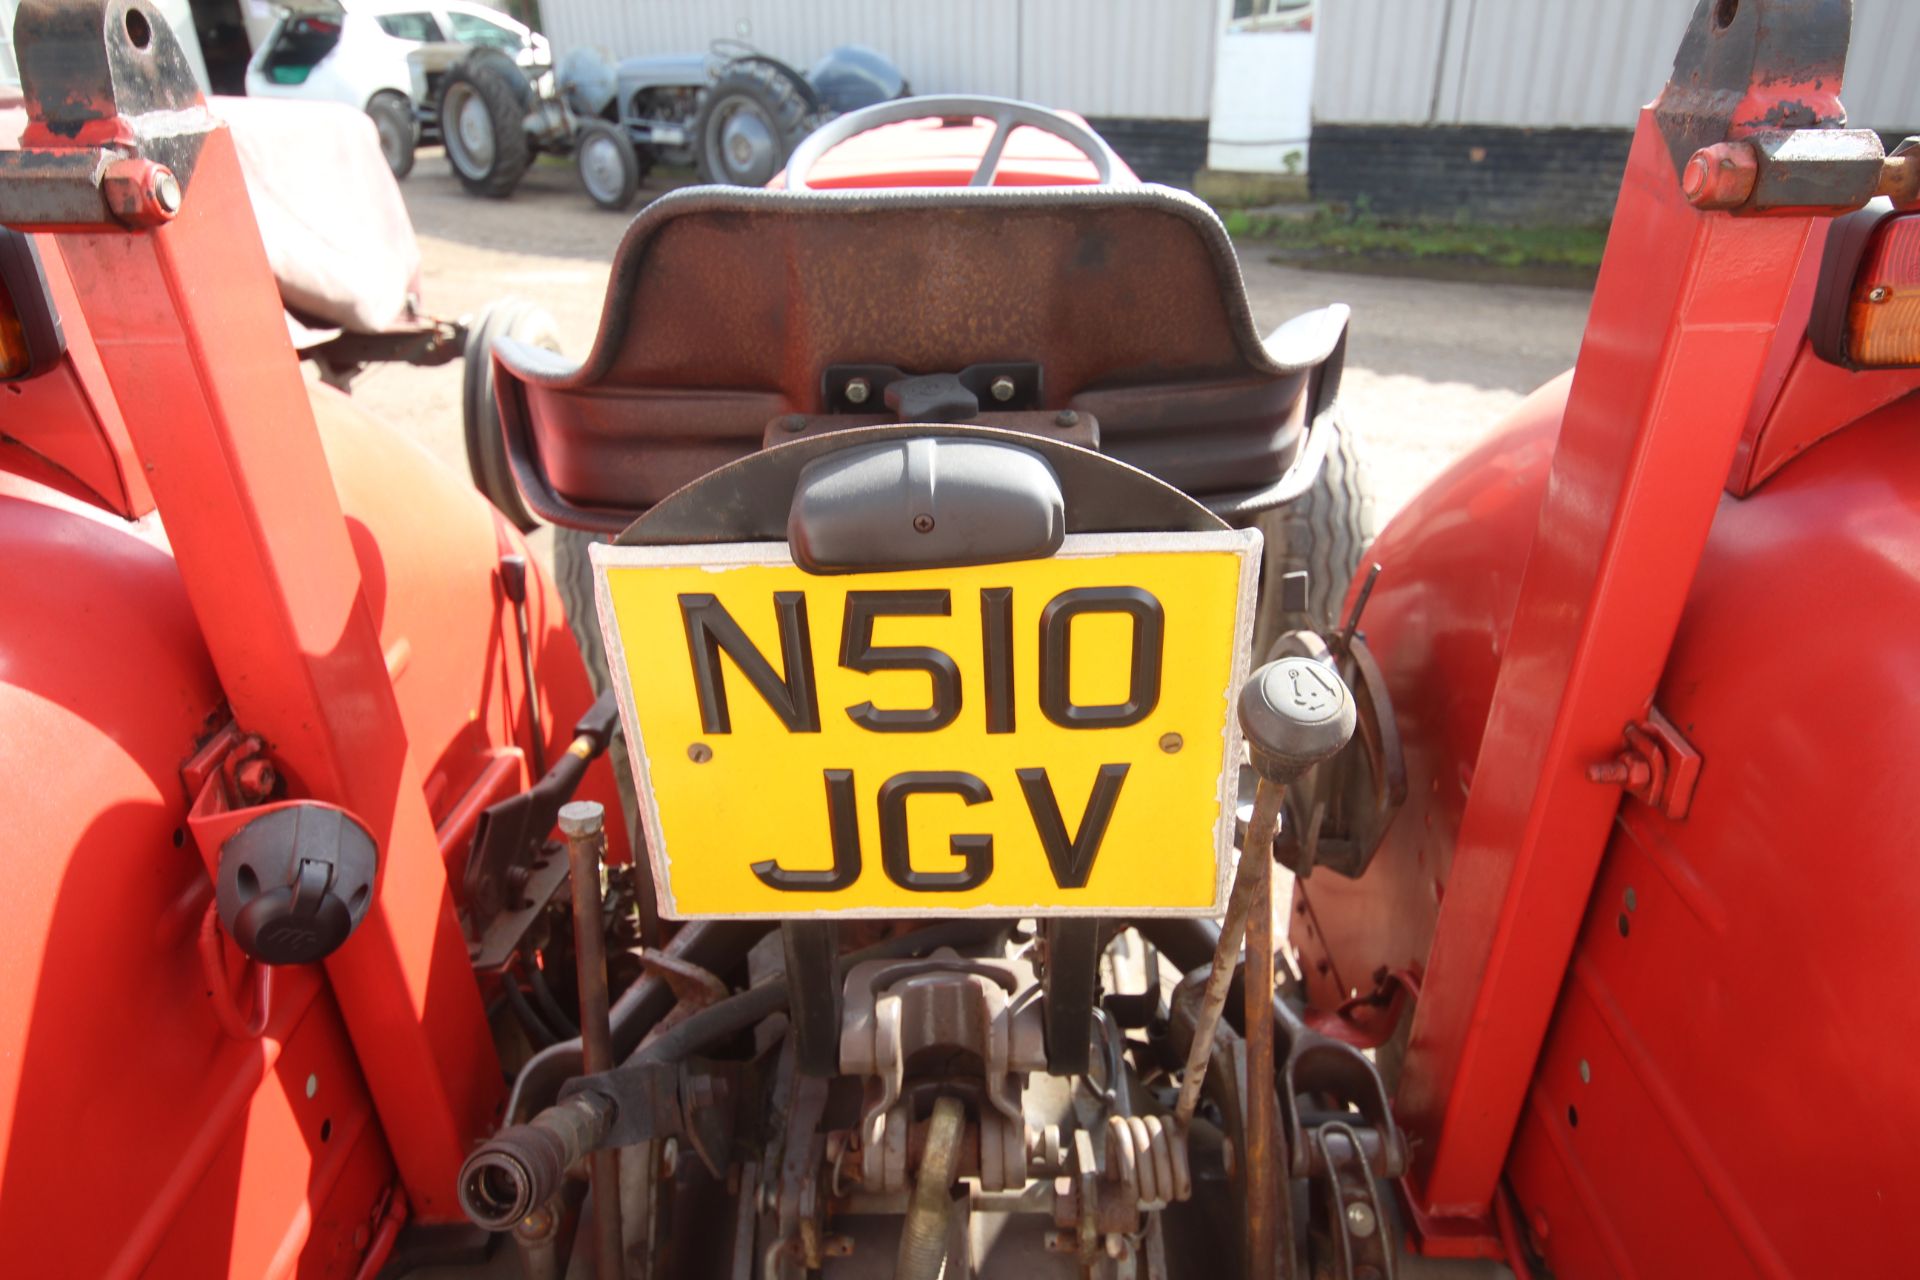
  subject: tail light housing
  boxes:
[0,230,64,381]
[1811,202,1920,369]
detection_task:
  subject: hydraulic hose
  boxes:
[896,1095,965,1280]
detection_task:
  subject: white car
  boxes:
[244,0,549,178]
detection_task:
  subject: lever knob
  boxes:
[1237,657,1357,785]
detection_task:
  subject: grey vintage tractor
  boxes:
[418,38,909,209]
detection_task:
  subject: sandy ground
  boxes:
[348,154,1595,535]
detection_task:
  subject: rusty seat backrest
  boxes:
[492,184,1347,533]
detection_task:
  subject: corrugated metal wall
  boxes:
[1314,0,1920,133]
[541,0,1216,119]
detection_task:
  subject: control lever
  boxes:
[1171,658,1355,1279]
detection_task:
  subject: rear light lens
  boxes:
[0,290,28,380]
[0,230,64,381]
[1844,213,1920,366]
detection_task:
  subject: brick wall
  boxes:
[1085,118,1211,189]
[1310,124,1632,225]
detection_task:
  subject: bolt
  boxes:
[1680,141,1758,210]
[305,1073,319,1099]
[844,377,871,405]
[234,756,278,803]
[557,799,605,839]
[1344,1200,1378,1238]
[990,375,1016,402]
[780,414,807,433]
[1159,731,1183,754]
[912,513,935,534]
[1869,285,1891,303]
[1579,1058,1591,1084]
[687,742,712,763]
[1054,409,1080,428]
[153,168,182,214]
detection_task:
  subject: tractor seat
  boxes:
[491,184,1348,533]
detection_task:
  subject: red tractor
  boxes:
[0,1,1913,1277]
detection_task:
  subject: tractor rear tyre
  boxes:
[692,62,814,186]
[462,298,558,532]
[367,91,416,179]
[575,119,642,211]
[1253,408,1377,656]
[441,50,533,198]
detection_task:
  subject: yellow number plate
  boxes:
[592,530,1260,919]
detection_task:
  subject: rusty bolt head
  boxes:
[1681,142,1758,210]
[233,756,278,802]
[844,377,871,405]
[912,513,935,534]
[990,375,1017,402]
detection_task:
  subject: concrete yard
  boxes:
[349,159,1595,533]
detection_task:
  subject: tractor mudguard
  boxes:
[1298,369,1920,1276]
[0,384,623,1271]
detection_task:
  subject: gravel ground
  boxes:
[348,155,1594,533]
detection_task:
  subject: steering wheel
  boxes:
[783,95,1125,191]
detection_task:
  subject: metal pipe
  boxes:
[560,800,621,1280]
[508,920,774,1123]
[1245,788,1284,1280]
[1171,783,1283,1134]
[896,1095,966,1280]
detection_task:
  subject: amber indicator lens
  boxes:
[0,284,28,380]
[1848,214,1920,367]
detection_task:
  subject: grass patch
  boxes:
[1222,206,1608,273]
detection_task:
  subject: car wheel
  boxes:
[575,119,641,211]
[462,297,559,531]
[692,62,813,186]
[367,91,416,179]
[441,49,533,198]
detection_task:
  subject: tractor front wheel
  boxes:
[367,91,416,179]
[575,119,642,211]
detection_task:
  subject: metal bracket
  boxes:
[0,0,214,229]
[1586,705,1702,820]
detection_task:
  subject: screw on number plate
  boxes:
[687,742,712,763]
[1158,732,1183,753]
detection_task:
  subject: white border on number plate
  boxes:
[590,529,1262,920]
